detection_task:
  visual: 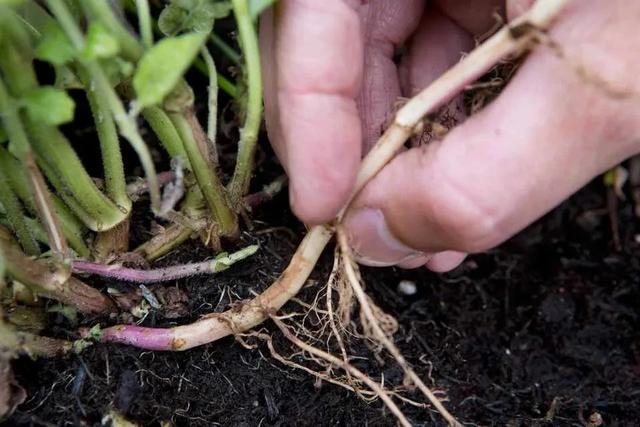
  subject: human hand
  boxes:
[260,0,640,271]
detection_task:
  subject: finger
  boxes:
[425,251,467,273]
[356,0,425,152]
[345,0,640,262]
[260,0,363,224]
[398,6,473,144]
[434,0,505,35]
[506,0,535,21]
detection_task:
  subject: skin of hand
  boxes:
[260,0,640,272]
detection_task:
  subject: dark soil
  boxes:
[5,171,640,426]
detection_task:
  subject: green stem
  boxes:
[142,106,189,162]
[169,111,238,236]
[47,0,162,213]
[201,46,219,164]
[83,71,132,212]
[211,33,241,65]
[135,0,153,49]
[0,37,128,232]
[228,0,263,202]
[0,78,68,256]
[133,187,205,260]
[80,0,143,61]
[0,168,39,256]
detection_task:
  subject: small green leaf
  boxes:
[249,0,275,20]
[23,87,75,126]
[133,32,207,108]
[158,0,231,36]
[82,23,119,60]
[34,23,75,66]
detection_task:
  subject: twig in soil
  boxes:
[337,228,461,427]
[72,245,259,284]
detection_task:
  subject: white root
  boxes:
[337,228,461,426]
[269,315,413,427]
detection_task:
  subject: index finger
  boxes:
[260,0,363,224]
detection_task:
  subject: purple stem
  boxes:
[99,325,176,350]
[72,259,213,283]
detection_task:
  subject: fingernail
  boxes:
[344,208,424,267]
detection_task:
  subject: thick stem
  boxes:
[0,238,114,314]
[0,166,39,255]
[48,0,162,213]
[73,244,258,283]
[142,107,189,163]
[98,225,332,350]
[0,320,72,359]
[0,41,128,231]
[85,73,132,212]
[0,79,66,256]
[169,110,238,237]
[228,0,263,202]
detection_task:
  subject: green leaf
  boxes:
[81,23,119,60]
[133,32,207,108]
[158,0,232,36]
[0,0,26,7]
[23,87,75,126]
[249,0,275,20]
[34,22,75,66]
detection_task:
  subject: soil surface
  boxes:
[5,171,640,426]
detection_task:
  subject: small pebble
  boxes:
[397,280,417,296]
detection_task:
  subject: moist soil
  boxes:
[5,170,640,426]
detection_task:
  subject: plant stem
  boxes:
[97,225,333,350]
[134,0,153,49]
[133,187,205,260]
[0,40,128,232]
[169,110,238,236]
[210,33,241,65]
[201,46,220,165]
[0,78,67,256]
[0,237,115,314]
[142,107,189,163]
[228,0,263,202]
[47,0,162,213]
[0,319,72,358]
[80,0,143,61]
[73,244,258,283]
[0,167,39,256]
[84,71,132,213]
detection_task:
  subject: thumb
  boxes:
[344,0,640,266]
